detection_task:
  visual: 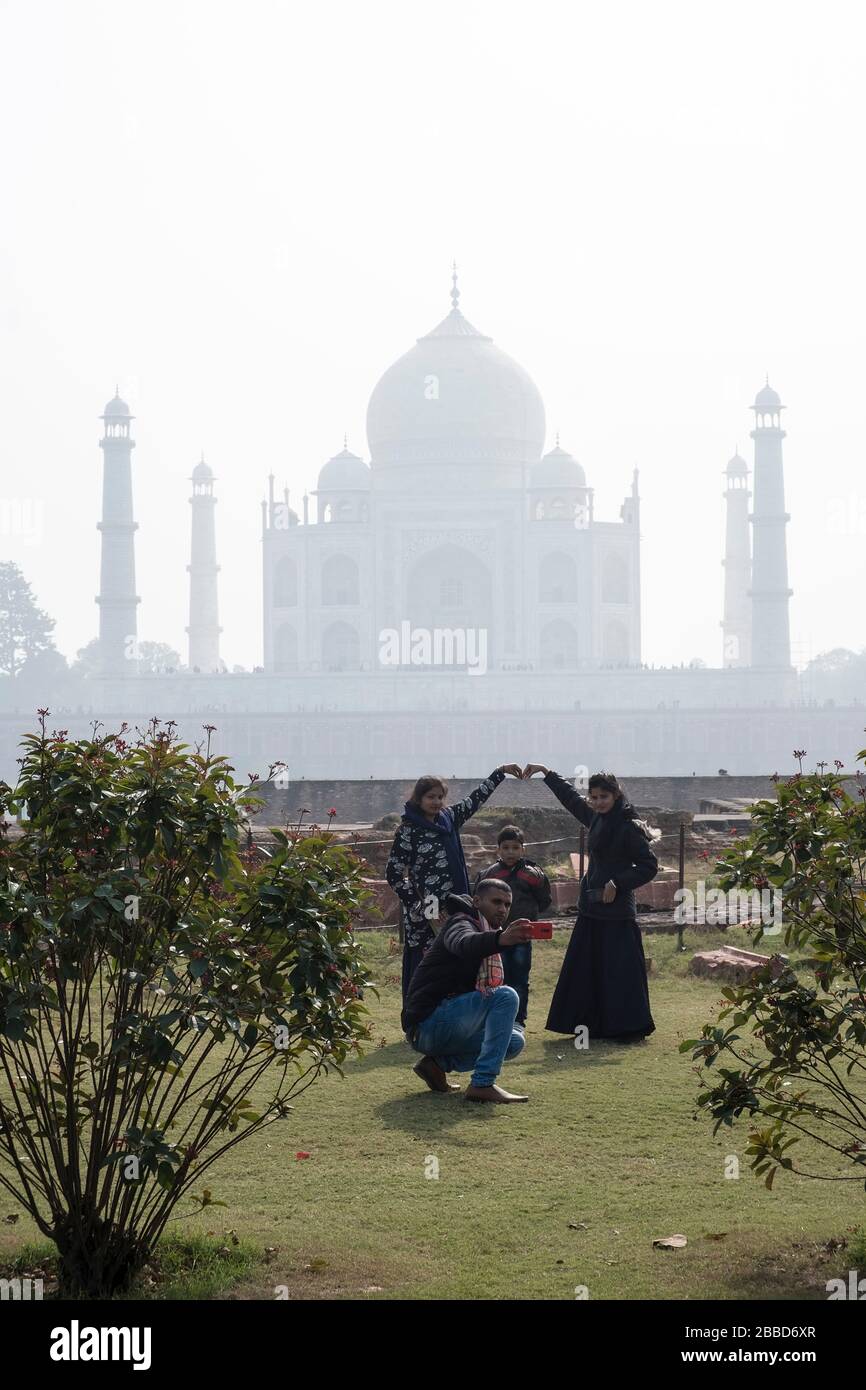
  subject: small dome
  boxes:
[753,382,782,412]
[317,447,371,491]
[533,444,586,488]
[726,451,748,473]
[192,459,213,482]
[103,391,131,417]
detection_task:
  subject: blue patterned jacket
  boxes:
[385,769,506,946]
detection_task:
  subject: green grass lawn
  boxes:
[2,925,864,1300]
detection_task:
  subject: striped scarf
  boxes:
[475,914,505,994]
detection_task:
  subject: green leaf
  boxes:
[157,1161,176,1190]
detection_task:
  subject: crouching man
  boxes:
[401,879,533,1104]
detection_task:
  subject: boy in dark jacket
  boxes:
[474,825,552,1028]
[402,879,533,1104]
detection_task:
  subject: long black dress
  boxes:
[543,771,658,1040]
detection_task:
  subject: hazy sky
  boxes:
[1,0,864,672]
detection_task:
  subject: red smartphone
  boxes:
[527,921,553,940]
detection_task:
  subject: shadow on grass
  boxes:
[349,1039,417,1072]
[520,1037,646,1072]
[352,1034,650,1092]
[374,1085,531,1136]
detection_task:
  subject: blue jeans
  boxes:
[501,941,532,1025]
[402,931,434,1003]
[412,986,524,1088]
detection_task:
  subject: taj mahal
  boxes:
[261,271,643,678]
[39,273,864,778]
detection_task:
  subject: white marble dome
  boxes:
[533,444,586,488]
[754,382,782,412]
[318,446,370,491]
[103,391,131,418]
[366,286,546,469]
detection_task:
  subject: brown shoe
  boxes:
[464,1083,529,1104]
[413,1056,460,1093]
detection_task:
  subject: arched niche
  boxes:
[273,554,297,607]
[539,619,578,670]
[322,554,359,606]
[322,621,360,671]
[602,553,629,605]
[539,551,577,604]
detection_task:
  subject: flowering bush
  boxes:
[0,714,372,1296]
[681,749,866,1190]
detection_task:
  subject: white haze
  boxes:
[1,0,864,672]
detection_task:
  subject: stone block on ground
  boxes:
[635,879,678,910]
[550,880,580,909]
[689,946,787,983]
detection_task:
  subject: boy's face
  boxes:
[499,838,523,866]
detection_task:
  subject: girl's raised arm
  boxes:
[449,766,516,828]
[524,765,593,829]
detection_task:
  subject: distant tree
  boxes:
[71,638,101,677]
[803,648,866,703]
[136,641,183,674]
[0,563,56,679]
[72,639,184,677]
[807,647,861,673]
[18,648,70,692]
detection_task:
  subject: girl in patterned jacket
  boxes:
[386,765,523,1000]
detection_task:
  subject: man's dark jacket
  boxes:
[401,896,505,1033]
[474,857,552,923]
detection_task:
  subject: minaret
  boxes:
[186,455,221,672]
[618,468,642,664]
[749,381,792,668]
[96,389,140,673]
[721,451,751,667]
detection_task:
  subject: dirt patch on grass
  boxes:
[217,1246,418,1300]
[708,1233,856,1301]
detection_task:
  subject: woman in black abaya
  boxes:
[523,765,658,1042]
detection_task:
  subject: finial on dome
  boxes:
[555,430,560,448]
[450,260,460,312]
[200,449,205,465]
[343,432,348,451]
